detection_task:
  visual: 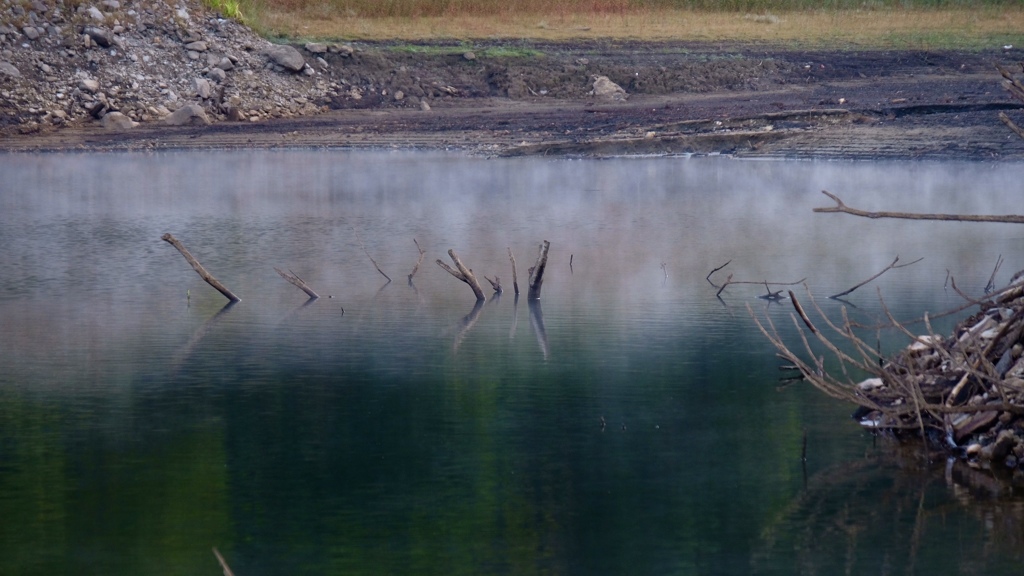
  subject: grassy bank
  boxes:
[229,0,1024,49]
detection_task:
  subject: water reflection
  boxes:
[2,151,1024,574]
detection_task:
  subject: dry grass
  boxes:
[248,6,1024,48]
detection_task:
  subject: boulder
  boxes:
[207,67,226,82]
[164,103,209,126]
[304,42,327,54]
[83,26,113,48]
[261,44,305,72]
[79,78,100,93]
[101,111,137,130]
[22,26,40,40]
[590,75,628,102]
[184,41,207,52]
[194,77,211,99]
[0,61,20,78]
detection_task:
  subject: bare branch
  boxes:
[814,190,1024,224]
[161,233,241,303]
[274,267,319,299]
[828,255,922,299]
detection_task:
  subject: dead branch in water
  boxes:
[752,280,1024,455]
[274,267,319,299]
[706,259,731,286]
[161,233,241,303]
[363,247,391,283]
[508,247,520,295]
[986,254,1004,294]
[528,240,551,300]
[407,238,426,284]
[716,274,807,298]
[484,275,503,294]
[436,249,486,302]
[813,190,1024,224]
[212,547,236,576]
[829,255,923,299]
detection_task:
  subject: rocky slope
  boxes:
[0,0,348,133]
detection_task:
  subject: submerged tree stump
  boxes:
[161,233,240,303]
[528,240,550,300]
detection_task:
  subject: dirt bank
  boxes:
[2,0,1023,159]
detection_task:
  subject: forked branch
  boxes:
[813,190,1024,224]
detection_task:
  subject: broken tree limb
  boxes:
[212,547,236,576]
[997,64,1024,103]
[508,247,520,295]
[814,190,1024,224]
[484,275,503,294]
[363,247,391,283]
[789,291,817,334]
[999,112,1024,141]
[706,259,731,286]
[408,238,426,284]
[274,267,319,299]
[161,233,241,303]
[436,249,486,302]
[528,240,551,300]
[828,255,922,299]
[715,274,807,298]
[986,254,1004,293]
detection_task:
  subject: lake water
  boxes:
[3,151,1024,575]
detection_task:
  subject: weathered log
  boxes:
[274,267,319,299]
[528,240,550,300]
[408,238,426,284]
[161,233,240,303]
[814,190,1024,224]
[997,64,1024,103]
[436,249,486,302]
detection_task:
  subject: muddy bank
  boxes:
[2,0,1024,159]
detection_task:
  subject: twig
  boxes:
[706,259,731,286]
[274,267,319,299]
[828,255,922,299]
[985,254,1003,293]
[161,233,241,303]
[407,238,426,284]
[789,291,817,334]
[814,190,1024,224]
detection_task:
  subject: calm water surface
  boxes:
[2,151,1024,575]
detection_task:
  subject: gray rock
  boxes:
[22,26,40,40]
[216,57,233,71]
[463,51,476,61]
[590,75,628,101]
[419,99,431,111]
[329,44,353,57]
[261,44,305,72]
[164,103,209,126]
[193,77,211,99]
[184,41,207,52]
[304,42,327,54]
[86,6,104,20]
[206,67,226,82]
[101,111,137,130]
[101,0,120,9]
[0,61,20,77]
[79,78,100,93]
[83,26,113,48]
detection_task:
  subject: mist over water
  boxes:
[2,150,1024,575]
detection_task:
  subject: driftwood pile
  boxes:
[750,191,1024,471]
